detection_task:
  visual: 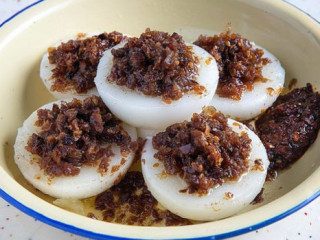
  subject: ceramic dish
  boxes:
[0,0,320,239]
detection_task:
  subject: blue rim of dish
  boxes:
[0,0,319,239]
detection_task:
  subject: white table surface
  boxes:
[0,0,320,239]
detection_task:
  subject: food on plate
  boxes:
[40,32,126,99]
[194,31,285,120]
[141,107,269,221]
[14,96,138,199]
[95,29,219,130]
[256,83,320,177]
[94,171,191,226]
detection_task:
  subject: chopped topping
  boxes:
[251,188,264,204]
[108,28,204,102]
[48,32,126,93]
[87,212,97,219]
[194,31,270,100]
[26,96,136,177]
[256,84,320,176]
[132,138,146,164]
[241,119,255,132]
[266,87,275,96]
[251,159,264,172]
[152,107,252,194]
[111,165,121,173]
[95,171,190,226]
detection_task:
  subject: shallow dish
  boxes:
[0,0,320,239]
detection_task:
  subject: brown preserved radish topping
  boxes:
[194,30,270,100]
[48,32,126,93]
[251,188,264,204]
[256,84,320,175]
[95,171,191,226]
[107,29,204,103]
[152,107,252,194]
[26,96,136,177]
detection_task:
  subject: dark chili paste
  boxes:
[152,107,252,194]
[95,171,190,226]
[194,31,270,100]
[48,32,125,93]
[107,28,204,103]
[26,96,136,177]
[256,84,320,175]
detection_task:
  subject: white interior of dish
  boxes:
[0,0,319,239]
